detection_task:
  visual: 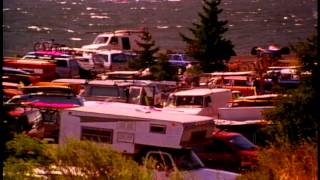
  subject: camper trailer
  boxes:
[59,101,239,180]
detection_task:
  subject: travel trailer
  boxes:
[163,88,232,118]
[81,29,144,52]
[59,101,239,180]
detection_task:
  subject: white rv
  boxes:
[81,29,144,52]
[163,88,232,118]
[59,101,239,180]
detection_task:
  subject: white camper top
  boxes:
[86,79,132,86]
[172,88,231,96]
[70,101,212,123]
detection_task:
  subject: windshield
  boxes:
[175,96,204,107]
[93,36,109,44]
[228,135,256,150]
[174,150,204,171]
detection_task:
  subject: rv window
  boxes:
[93,36,109,44]
[190,130,207,142]
[121,37,131,50]
[89,86,120,97]
[111,54,127,63]
[81,127,113,143]
[176,96,204,106]
[41,110,59,123]
[110,36,119,45]
[150,124,166,134]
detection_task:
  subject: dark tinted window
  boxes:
[228,135,256,150]
[55,60,68,67]
[111,53,128,63]
[81,127,113,143]
[122,37,131,50]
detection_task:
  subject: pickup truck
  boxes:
[168,53,199,68]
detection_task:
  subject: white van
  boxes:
[77,50,136,72]
[81,29,144,52]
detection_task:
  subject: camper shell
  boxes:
[59,101,240,179]
[59,101,216,151]
[81,79,162,106]
[164,88,232,117]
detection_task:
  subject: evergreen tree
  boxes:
[180,0,236,72]
[263,34,319,144]
[128,29,160,70]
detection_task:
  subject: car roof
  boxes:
[172,88,230,96]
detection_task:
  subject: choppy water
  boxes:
[3,0,317,56]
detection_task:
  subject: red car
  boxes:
[193,130,258,173]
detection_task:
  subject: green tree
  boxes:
[180,0,236,72]
[129,28,160,70]
[263,34,319,144]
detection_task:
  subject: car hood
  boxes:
[182,168,240,180]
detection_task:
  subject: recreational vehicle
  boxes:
[59,101,239,180]
[81,29,144,52]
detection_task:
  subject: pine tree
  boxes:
[180,0,236,72]
[128,29,160,70]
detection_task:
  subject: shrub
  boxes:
[238,140,317,180]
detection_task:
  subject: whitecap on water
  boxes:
[176,25,183,28]
[27,26,42,31]
[157,25,169,29]
[167,0,181,2]
[58,1,67,4]
[66,29,75,33]
[42,27,52,31]
[86,7,96,11]
[3,8,10,11]
[91,15,110,19]
[70,37,82,41]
